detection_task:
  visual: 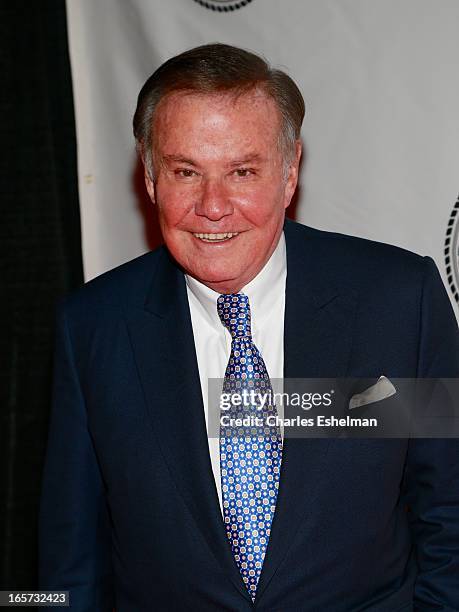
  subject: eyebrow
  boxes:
[162,154,196,166]
[229,154,264,166]
[161,153,265,167]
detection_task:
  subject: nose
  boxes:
[195,177,234,221]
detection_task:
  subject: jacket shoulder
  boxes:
[285,219,427,285]
[58,246,166,320]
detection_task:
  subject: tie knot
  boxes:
[217,293,252,339]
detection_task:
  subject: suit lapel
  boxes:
[126,248,253,604]
[255,220,358,602]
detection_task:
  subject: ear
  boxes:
[137,141,156,204]
[144,164,156,204]
[284,140,302,209]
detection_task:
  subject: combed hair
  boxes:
[133,43,305,177]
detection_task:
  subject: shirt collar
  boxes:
[185,232,286,329]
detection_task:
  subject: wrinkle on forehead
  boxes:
[151,89,282,169]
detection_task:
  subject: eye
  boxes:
[233,168,254,178]
[175,168,197,178]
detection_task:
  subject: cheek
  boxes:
[157,190,193,228]
[238,188,286,225]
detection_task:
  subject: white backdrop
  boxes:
[66,0,459,313]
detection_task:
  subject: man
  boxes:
[40,44,459,611]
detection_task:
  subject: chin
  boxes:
[192,266,242,287]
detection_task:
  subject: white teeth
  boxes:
[193,232,239,241]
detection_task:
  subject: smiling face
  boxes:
[144,89,301,293]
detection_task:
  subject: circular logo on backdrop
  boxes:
[444,195,459,303]
[193,0,253,11]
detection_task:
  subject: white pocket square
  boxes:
[349,376,396,410]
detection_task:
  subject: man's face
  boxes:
[144,89,301,293]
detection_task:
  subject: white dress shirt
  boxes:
[185,232,286,512]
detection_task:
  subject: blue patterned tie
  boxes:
[217,293,283,600]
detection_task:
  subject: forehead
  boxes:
[152,89,282,156]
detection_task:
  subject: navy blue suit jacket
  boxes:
[39,219,459,611]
